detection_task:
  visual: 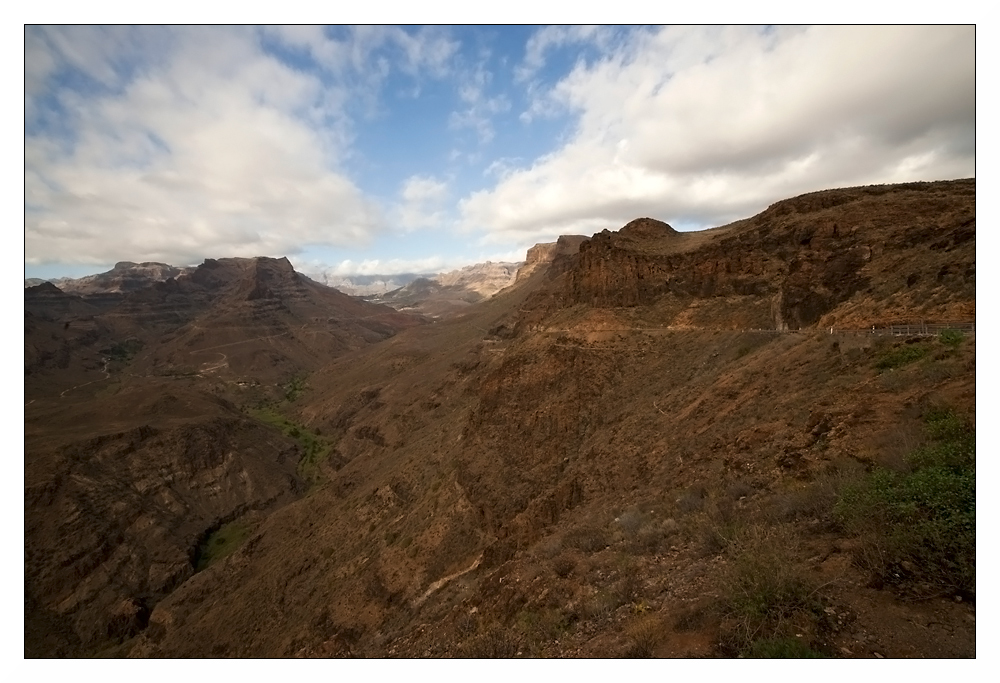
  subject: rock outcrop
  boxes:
[522,180,975,331]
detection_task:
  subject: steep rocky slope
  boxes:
[24,387,303,656]
[113,179,974,658]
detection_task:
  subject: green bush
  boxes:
[874,343,929,371]
[283,374,308,401]
[834,410,975,595]
[194,521,251,571]
[939,328,965,348]
[745,637,825,658]
[250,408,334,482]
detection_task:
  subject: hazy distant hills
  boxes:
[305,273,426,297]
[373,261,523,318]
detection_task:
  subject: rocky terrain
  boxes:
[24,179,975,658]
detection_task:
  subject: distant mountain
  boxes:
[108,256,426,382]
[305,272,427,297]
[59,261,193,294]
[375,261,524,318]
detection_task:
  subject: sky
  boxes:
[24,24,976,281]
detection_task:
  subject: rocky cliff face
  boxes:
[522,180,974,331]
[434,261,522,297]
[516,235,589,283]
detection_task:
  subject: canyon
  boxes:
[24,179,975,658]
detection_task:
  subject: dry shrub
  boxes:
[514,607,572,647]
[672,602,711,632]
[616,508,645,536]
[771,486,828,522]
[676,484,708,514]
[535,536,563,560]
[697,517,741,558]
[725,480,755,502]
[459,626,520,658]
[623,617,660,658]
[691,495,742,557]
[455,612,479,637]
[614,570,644,604]
[719,524,819,654]
[770,460,866,523]
[581,591,621,620]
[630,525,667,555]
[552,554,576,578]
[564,525,609,554]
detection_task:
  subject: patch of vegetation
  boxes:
[515,607,573,649]
[676,484,708,514]
[564,525,609,554]
[582,590,622,620]
[194,521,252,572]
[874,342,930,371]
[283,374,308,402]
[745,636,825,658]
[834,409,975,597]
[623,618,659,658]
[251,407,334,481]
[458,626,521,658]
[938,328,965,348]
[162,367,199,377]
[101,338,144,362]
[552,554,576,578]
[719,525,822,656]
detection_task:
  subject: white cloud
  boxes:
[25,27,381,267]
[515,25,616,84]
[465,25,975,244]
[294,244,529,280]
[448,64,510,144]
[394,175,450,230]
[263,25,458,90]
